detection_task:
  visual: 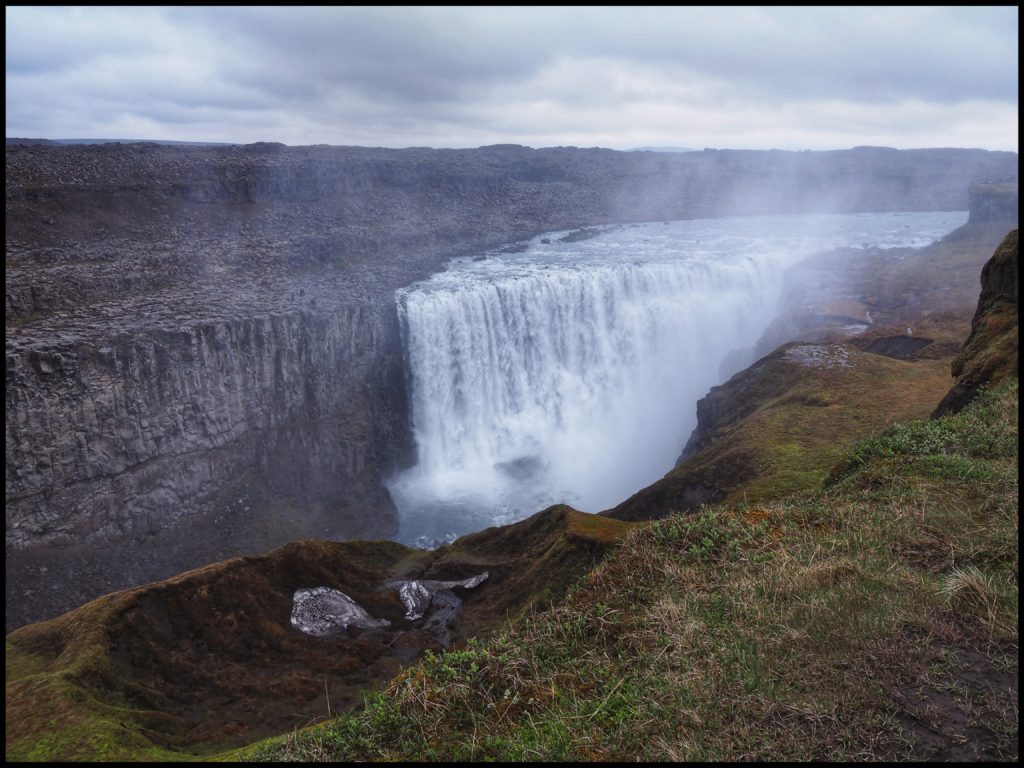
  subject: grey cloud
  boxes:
[176,6,551,104]
[4,6,1018,150]
[6,6,171,75]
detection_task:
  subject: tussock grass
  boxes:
[941,565,1002,634]
[250,379,1018,762]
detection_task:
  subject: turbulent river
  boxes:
[388,211,968,547]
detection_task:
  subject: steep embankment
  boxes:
[607,342,954,521]
[933,229,1019,417]
[5,144,1017,631]
[4,506,633,761]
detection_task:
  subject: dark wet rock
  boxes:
[392,572,488,621]
[494,455,545,481]
[291,587,391,636]
[558,226,603,243]
[497,240,530,253]
[421,589,462,646]
[859,335,935,360]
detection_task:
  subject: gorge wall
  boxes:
[5,142,1018,629]
[7,304,405,548]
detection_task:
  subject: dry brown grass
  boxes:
[941,566,1000,631]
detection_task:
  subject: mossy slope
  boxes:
[6,511,633,761]
[933,229,1018,417]
[608,341,954,521]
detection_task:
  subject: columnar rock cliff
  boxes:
[5,142,1018,629]
[7,303,404,548]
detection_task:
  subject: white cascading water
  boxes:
[388,211,968,547]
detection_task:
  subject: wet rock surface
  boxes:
[783,343,851,369]
[290,571,489,639]
[391,572,489,621]
[291,587,392,636]
[859,334,936,360]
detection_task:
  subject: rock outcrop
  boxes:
[6,305,405,549]
[5,143,1018,629]
[968,181,1019,224]
[755,182,1018,362]
[932,229,1019,417]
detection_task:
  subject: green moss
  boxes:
[7,507,633,762]
[5,309,52,327]
[613,346,956,521]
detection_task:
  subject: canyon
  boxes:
[5,142,1018,630]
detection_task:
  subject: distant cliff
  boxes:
[968,181,1019,224]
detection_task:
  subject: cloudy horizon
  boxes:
[5,6,1019,152]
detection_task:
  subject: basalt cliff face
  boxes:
[5,143,1018,630]
[7,303,405,548]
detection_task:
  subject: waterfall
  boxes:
[388,212,968,546]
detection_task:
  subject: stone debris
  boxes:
[784,344,852,370]
[391,572,489,621]
[290,586,390,637]
[289,572,488,640]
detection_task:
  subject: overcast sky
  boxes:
[5,6,1019,151]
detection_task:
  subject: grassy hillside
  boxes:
[609,342,955,521]
[934,230,1019,417]
[250,378,1018,761]
[5,512,633,761]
